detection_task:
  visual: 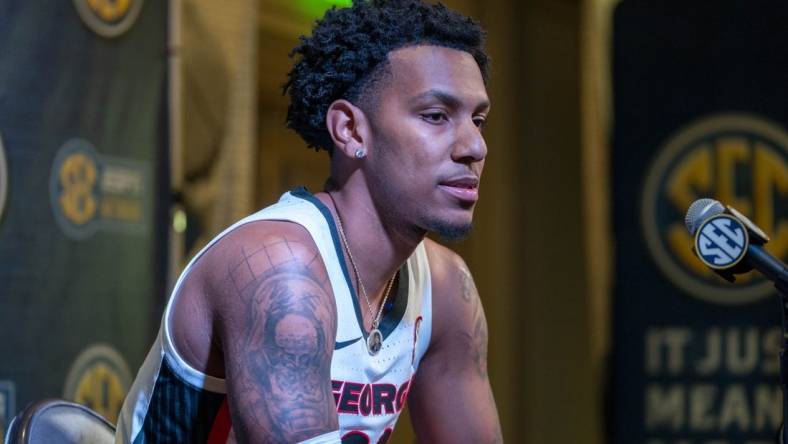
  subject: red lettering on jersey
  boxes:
[372,384,397,415]
[334,378,413,416]
[359,383,373,416]
[338,382,364,414]
[331,379,344,405]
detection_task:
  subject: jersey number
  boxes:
[341,428,392,444]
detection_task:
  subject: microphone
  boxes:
[685,198,788,292]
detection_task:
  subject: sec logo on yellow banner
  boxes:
[63,344,132,424]
[642,114,788,304]
[73,0,144,38]
[49,138,150,239]
[0,133,7,224]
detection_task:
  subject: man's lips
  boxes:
[438,176,480,203]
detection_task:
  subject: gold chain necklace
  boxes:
[328,192,396,355]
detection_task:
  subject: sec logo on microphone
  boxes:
[694,214,749,270]
[642,113,788,304]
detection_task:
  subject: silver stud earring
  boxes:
[354,148,366,159]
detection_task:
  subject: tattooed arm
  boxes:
[203,221,339,443]
[408,240,502,443]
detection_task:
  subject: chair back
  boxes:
[4,399,115,444]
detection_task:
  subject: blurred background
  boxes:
[1,0,787,443]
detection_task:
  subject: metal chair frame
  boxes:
[4,399,115,444]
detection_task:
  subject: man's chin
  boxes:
[426,219,473,242]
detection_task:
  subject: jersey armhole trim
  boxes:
[160,190,335,394]
[161,215,300,394]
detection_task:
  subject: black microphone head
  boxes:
[685,198,725,235]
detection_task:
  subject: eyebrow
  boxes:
[410,89,490,111]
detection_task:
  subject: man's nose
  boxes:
[451,118,487,164]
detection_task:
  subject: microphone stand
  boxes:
[688,203,788,442]
[732,221,788,443]
[734,244,788,443]
[752,247,788,444]
[748,248,788,444]
[778,279,788,444]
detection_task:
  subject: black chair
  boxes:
[4,399,115,444]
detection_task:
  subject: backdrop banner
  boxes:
[0,0,168,432]
[611,1,788,443]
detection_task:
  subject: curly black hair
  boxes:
[283,0,490,154]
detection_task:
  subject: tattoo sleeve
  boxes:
[408,255,501,444]
[469,296,489,378]
[459,265,475,303]
[459,263,489,378]
[222,238,338,443]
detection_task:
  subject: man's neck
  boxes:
[316,183,424,304]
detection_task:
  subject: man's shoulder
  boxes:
[419,239,483,360]
[193,219,327,307]
[212,219,317,257]
[423,238,471,297]
[169,218,334,378]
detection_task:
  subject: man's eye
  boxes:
[473,117,486,129]
[421,112,447,123]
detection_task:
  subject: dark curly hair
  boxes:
[283,0,490,154]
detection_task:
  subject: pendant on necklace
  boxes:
[367,328,383,355]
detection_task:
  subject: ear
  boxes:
[325,99,369,159]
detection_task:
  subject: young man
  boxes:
[116,1,502,442]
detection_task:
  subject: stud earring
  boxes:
[354,148,366,159]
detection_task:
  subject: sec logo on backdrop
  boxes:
[50,140,101,238]
[0,381,15,439]
[642,114,788,304]
[63,344,132,424]
[49,138,150,239]
[73,0,144,38]
[0,133,7,223]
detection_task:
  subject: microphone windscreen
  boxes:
[685,198,725,235]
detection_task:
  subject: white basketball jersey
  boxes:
[116,188,433,444]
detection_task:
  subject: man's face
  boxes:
[364,45,490,240]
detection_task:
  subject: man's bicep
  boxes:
[410,251,501,443]
[216,233,339,443]
[409,312,501,444]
